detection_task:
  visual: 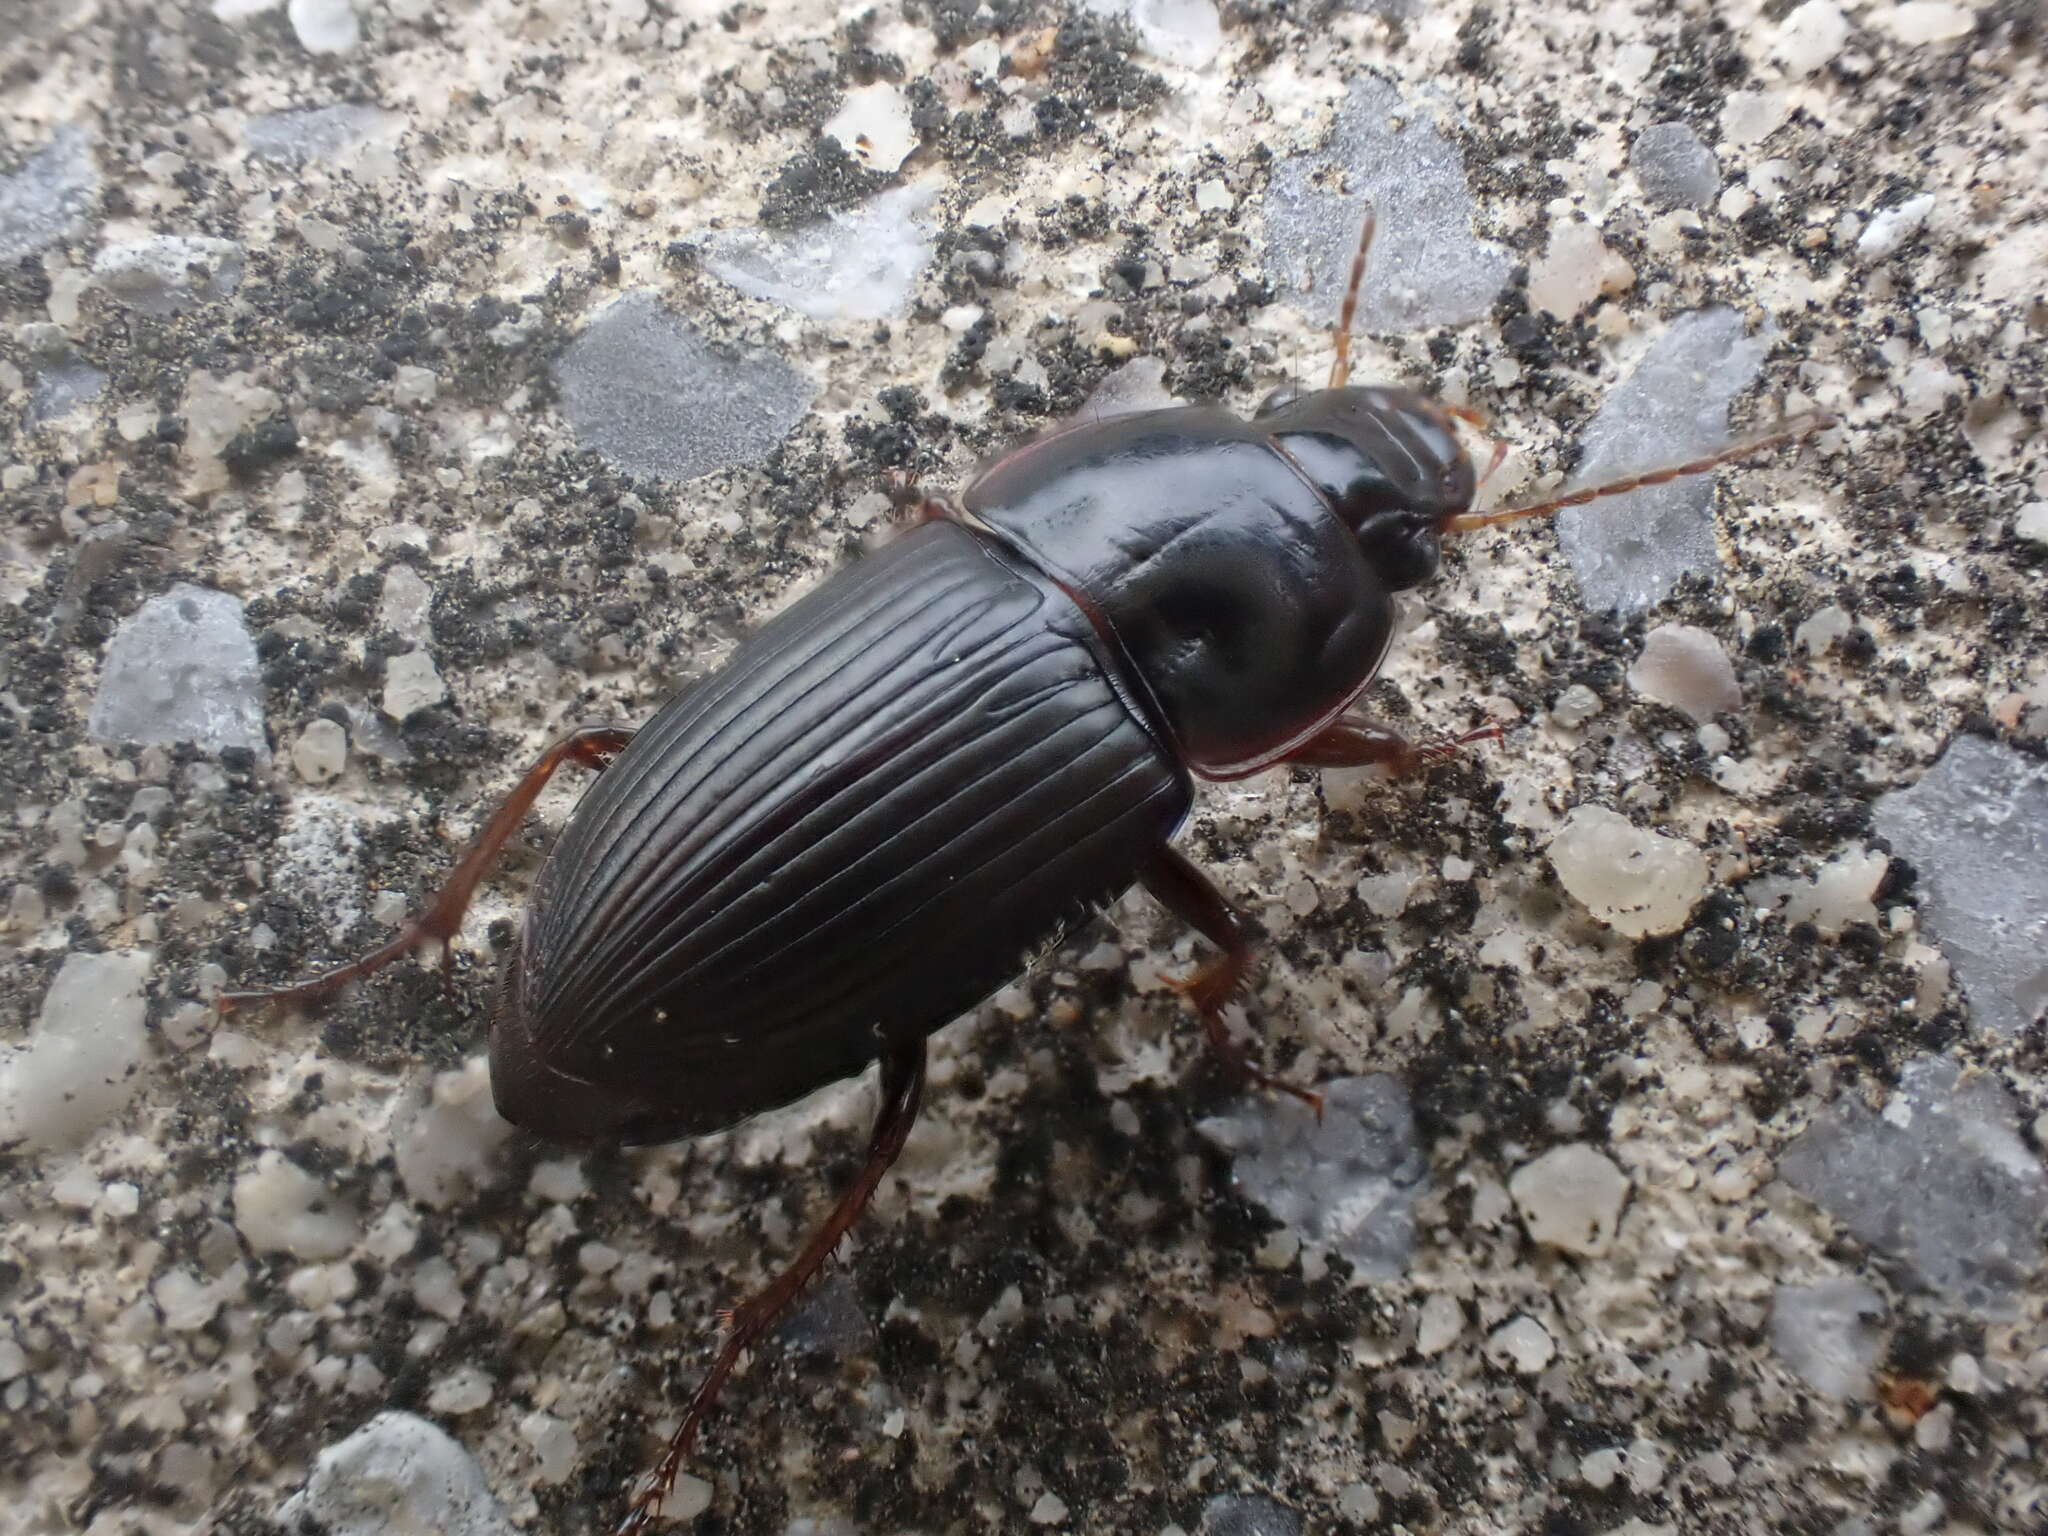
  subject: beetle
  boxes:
[224,209,1824,1532]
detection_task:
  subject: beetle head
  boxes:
[1261,386,1478,590]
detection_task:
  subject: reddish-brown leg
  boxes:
[1139,845,1322,1115]
[616,1041,927,1536]
[1285,716,1504,775]
[881,469,953,531]
[218,725,636,1014]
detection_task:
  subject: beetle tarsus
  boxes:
[615,1042,927,1534]
[1139,845,1320,1112]
[219,725,635,1014]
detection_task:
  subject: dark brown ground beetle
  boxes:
[225,210,1825,1531]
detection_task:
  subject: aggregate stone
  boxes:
[1630,120,1722,210]
[0,124,98,261]
[87,584,268,756]
[1265,74,1513,332]
[1198,1074,1427,1281]
[552,290,814,483]
[1554,307,1771,613]
[275,1412,511,1536]
[1778,1057,2048,1315]
[1871,734,2048,1036]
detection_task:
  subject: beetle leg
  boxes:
[1139,845,1322,1115]
[219,724,636,1014]
[616,1041,927,1536]
[1284,717,1503,776]
[881,468,954,532]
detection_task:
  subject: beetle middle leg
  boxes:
[1139,845,1322,1114]
[616,1040,927,1536]
[220,724,636,1013]
[1284,715,1504,775]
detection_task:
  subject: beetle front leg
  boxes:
[1139,845,1322,1115]
[1285,715,1503,775]
[220,724,636,1013]
[616,1040,927,1536]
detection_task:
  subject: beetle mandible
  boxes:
[225,208,1824,1532]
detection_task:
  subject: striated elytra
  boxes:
[225,210,1823,1532]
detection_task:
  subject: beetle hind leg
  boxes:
[615,1040,928,1536]
[1139,845,1322,1116]
[218,724,636,1015]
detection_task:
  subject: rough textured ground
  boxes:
[2,1,2045,1534]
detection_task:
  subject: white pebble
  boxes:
[393,366,439,407]
[1486,1315,1555,1374]
[529,1158,589,1204]
[411,1257,465,1321]
[427,1366,494,1416]
[1751,847,1888,936]
[1627,624,1741,723]
[382,649,447,720]
[822,82,917,173]
[52,1161,102,1208]
[1721,90,1792,147]
[1858,194,1936,260]
[0,950,153,1151]
[380,566,433,642]
[288,0,359,52]
[1547,806,1710,938]
[155,1266,244,1331]
[1795,603,1854,654]
[1879,2,1974,44]
[1549,684,1603,730]
[1898,1492,1947,1536]
[2012,502,2048,547]
[1355,871,1416,918]
[1773,0,1850,73]
[1510,1143,1631,1257]
[1416,1292,1464,1355]
[520,1411,577,1484]
[394,1059,514,1210]
[279,1411,508,1534]
[234,1150,361,1260]
[293,719,348,783]
[1529,219,1635,319]
[1337,1482,1380,1521]
[658,1475,711,1521]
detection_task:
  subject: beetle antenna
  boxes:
[1444,411,1834,534]
[1327,204,1376,391]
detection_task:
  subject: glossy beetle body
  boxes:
[228,211,1820,1533]
[492,386,1470,1148]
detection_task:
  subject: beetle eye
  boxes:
[1353,507,1443,591]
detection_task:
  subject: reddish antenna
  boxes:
[1327,204,1377,390]
[1446,411,1835,534]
